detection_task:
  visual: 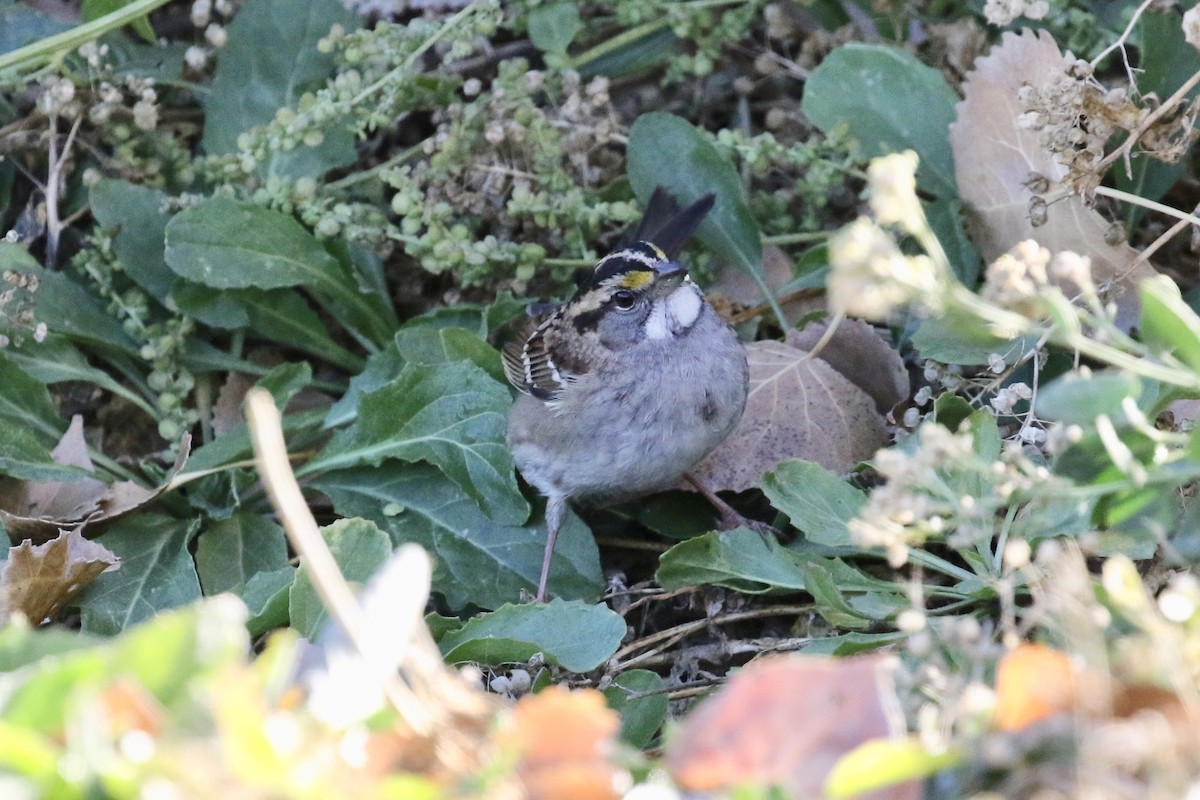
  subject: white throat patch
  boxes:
[644,284,703,340]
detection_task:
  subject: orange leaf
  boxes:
[508,687,622,800]
[668,654,919,799]
[993,643,1079,731]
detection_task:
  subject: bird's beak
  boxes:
[652,261,689,298]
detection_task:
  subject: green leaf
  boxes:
[933,392,973,430]
[4,335,147,414]
[577,26,678,79]
[89,179,174,302]
[312,464,601,610]
[910,307,1038,366]
[325,339,406,427]
[165,197,347,291]
[925,197,979,286]
[627,113,781,323]
[825,737,962,799]
[656,529,810,593]
[799,560,871,629]
[0,424,87,482]
[1036,370,1142,425]
[201,0,361,178]
[528,2,582,55]
[802,630,906,656]
[603,669,667,748]
[82,0,154,43]
[1140,275,1200,374]
[306,361,529,526]
[0,0,71,54]
[174,285,364,372]
[289,517,392,639]
[436,599,625,672]
[76,514,202,635]
[242,567,294,636]
[393,325,506,384]
[802,42,959,198]
[761,460,865,547]
[0,354,68,446]
[0,248,138,354]
[195,513,290,596]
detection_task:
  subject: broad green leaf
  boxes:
[761,460,865,547]
[825,737,962,799]
[1139,275,1200,374]
[0,424,88,483]
[656,529,810,593]
[242,567,294,636]
[195,513,290,596]
[3,335,145,412]
[603,669,667,748]
[76,514,202,635]
[933,392,973,431]
[201,0,361,178]
[0,355,67,445]
[306,361,529,526]
[627,113,774,315]
[436,599,625,672]
[925,197,980,286]
[89,179,174,301]
[325,339,406,427]
[1036,370,1142,425]
[289,517,391,639]
[0,249,138,353]
[577,26,678,78]
[164,198,346,290]
[312,464,601,610]
[393,326,505,384]
[910,307,1037,366]
[528,2,581,55]
[802,43,959,198]
[174,285,364,372]
[0,0,71,54]
[799,560,872,629]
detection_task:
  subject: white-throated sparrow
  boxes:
[503,189,749,601]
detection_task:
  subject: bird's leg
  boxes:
[536,496,567,602]
[683,472,780,542]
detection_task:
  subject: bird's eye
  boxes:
[612,290,637,310]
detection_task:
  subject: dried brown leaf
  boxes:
[0,416,190,544]
[690,340,889,492]
[948,29,1155,323]
[668,654,918,799]
[788,317,909,415]
[0,528,118,624]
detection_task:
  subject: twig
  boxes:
[612,605,812,665]
[244,389,434,735]
[1096,68,1200,179]
[1089,0,1156,85]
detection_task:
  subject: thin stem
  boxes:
[763,231,832,246]
[1096,67,1200,178]
[0,0,175,75]
[326,143,424,191]
[1095,185,1200,229]
[1089,0,1156,84]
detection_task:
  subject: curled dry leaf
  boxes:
[0,415,191,544]
[668,654,918,800]
[948,29,1155,324]
[507,686,623,800]
[690,337,890,492]
[0,528,119,624]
